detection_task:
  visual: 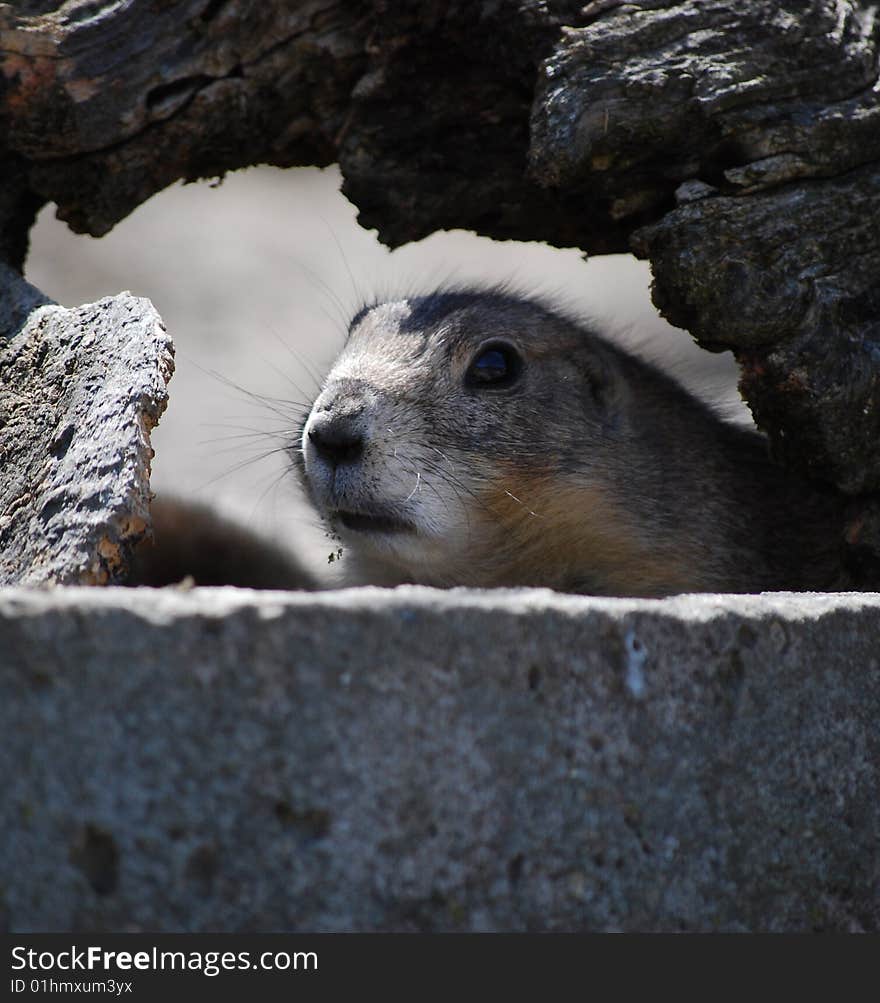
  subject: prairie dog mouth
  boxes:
[333,509,415,535]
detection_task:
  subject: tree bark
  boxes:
[0,265,173,585]
[1,0,879,581]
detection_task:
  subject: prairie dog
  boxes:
[297,288,844,596]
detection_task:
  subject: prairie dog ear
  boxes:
[578,340,628,418]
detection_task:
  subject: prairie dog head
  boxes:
[296,287,664,592]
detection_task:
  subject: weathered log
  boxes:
[0,265,173,585]
[1,0,879,577]
[632,168,880,495]
[0,0,362,243]
[529,0,880,500]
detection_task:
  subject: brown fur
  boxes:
[126,496,315,590]
[476,474,700,596]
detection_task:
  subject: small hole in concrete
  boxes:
[508,854,524,885]
[274,800,331,839]
[274,800,294,823]
[186,844,219,894]
[69,824,119,896]
[527,665,541,691]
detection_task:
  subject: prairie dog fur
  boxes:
[127,496,315,590]
[297,287,844,596]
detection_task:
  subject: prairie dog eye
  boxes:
[465,341,523,389]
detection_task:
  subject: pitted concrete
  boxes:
[1,585,878,932]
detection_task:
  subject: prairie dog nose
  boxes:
[307,410,365,466]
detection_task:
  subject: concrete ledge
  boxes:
[1,585,878,932]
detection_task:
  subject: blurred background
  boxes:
[25,165,748,575]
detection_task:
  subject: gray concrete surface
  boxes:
[2,585,878,932]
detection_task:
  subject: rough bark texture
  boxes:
[0,0,363,245]
[2,587,878,933]
[1,0,878,576]
[0,265,173,584]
